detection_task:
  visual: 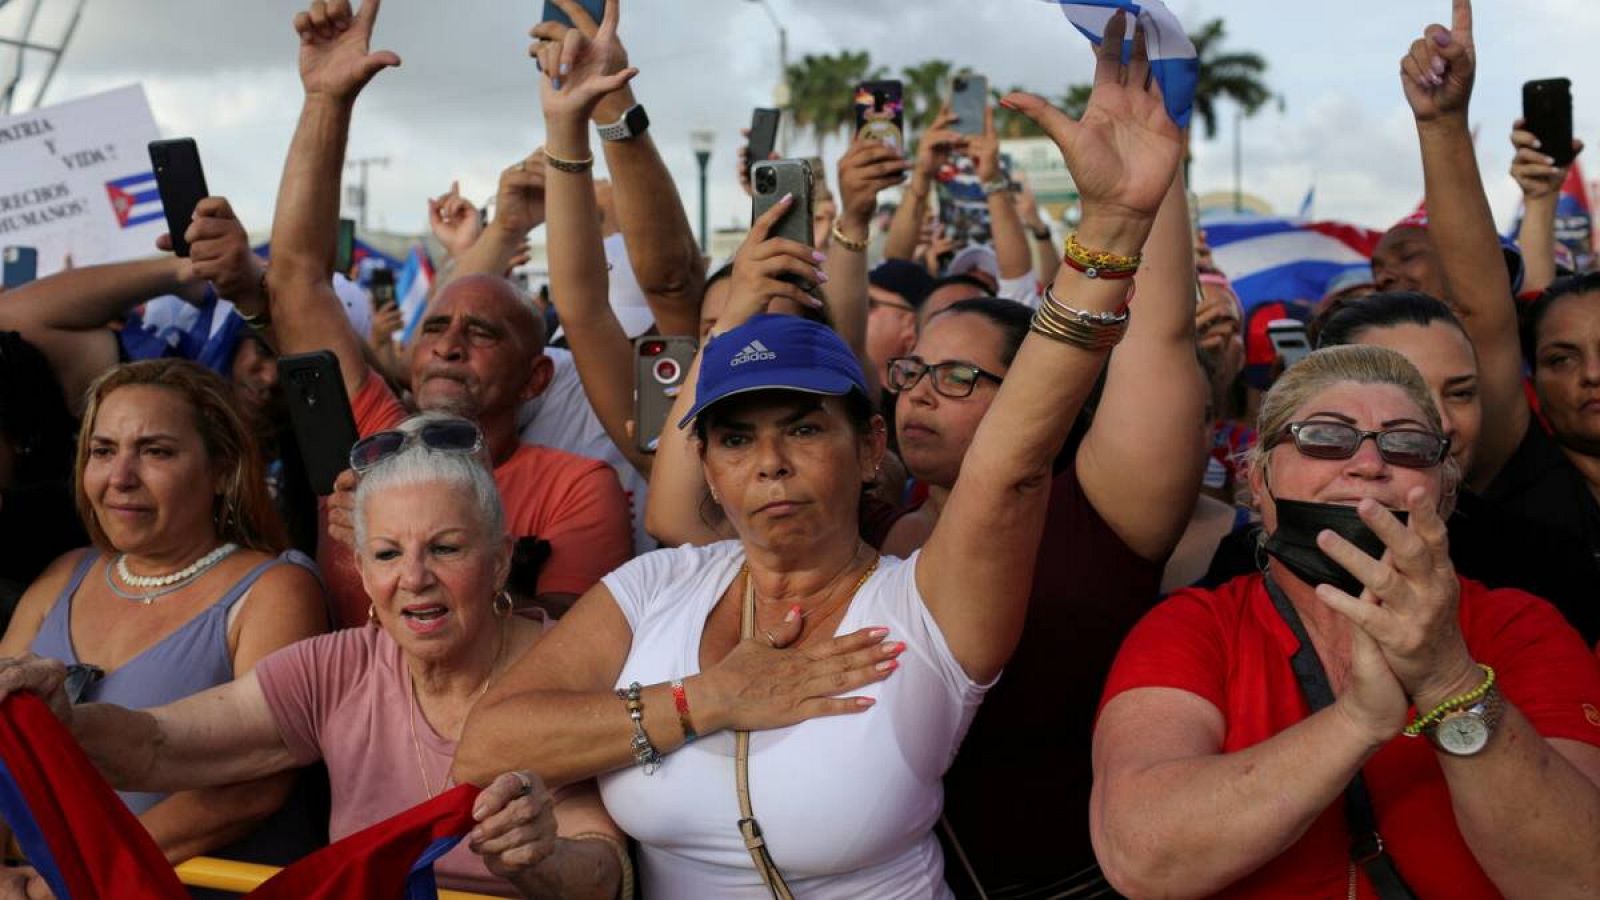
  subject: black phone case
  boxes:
[1523,79,1575,167]
[540,0,605,29]
[278,351,361,496]
[748,108,781,169]
[148,139,209,257]
[633,336,698,454]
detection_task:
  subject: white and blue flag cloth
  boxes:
[1044,1,1198,128]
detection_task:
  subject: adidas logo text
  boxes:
[730,339,777,366]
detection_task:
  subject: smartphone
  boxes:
[750,159,815,252]
[748,108,781,171]
[854,80,905,151]
[950,73,989,136]
[368,267,396,309]
[148,138,209,258]
[2,246,38,287]
[277,351,361,496]
[633,336,697,454]
[1267,319,1312,368]
[1523,78,1575,167]
[540,0,604,28]
[335,218,356,275]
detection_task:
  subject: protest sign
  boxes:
[0,84,165,277]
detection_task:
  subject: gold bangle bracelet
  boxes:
[830,223,868,252]
[543,149,596,173]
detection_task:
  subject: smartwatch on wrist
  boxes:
[598,104,650,142]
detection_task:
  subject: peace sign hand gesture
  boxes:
[1401,0,1475,123]
[293,0,401,103]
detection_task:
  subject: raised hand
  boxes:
[529,0,638,124]
[1313,488,1479,711]
[914,107,967,183]
[469,771,560,882]
[428,181,484,259]
[1510,120,1583,201]
[966,103,1003,185]
[722,194,826,327]
[837,137,910,231]
[692,626,905,732]
[293,0,401,103]
[1001,13,1182,241]
[490,152,548,238]
[1401,0,1474,123]
[183,197,263,305]
[531,0,633,114]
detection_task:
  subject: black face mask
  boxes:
[1263,497,1407,597]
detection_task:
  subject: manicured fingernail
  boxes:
[1546,155,1557,165]
[875,659,899,672]
[814,269,828,283]
[560,63,571,76]
[1432,30,1451,47]
[1430,56,1446,75]
[784,604,800,623]
[869,627,889,638]
[780,192,794,205]
[1531,137,1542,148]
[855,697,876,707]
[811,250,826,263]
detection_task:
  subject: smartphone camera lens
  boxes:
[652,358,682,386]
[953,77,967,92]
[755,167,776,194]
[639,340,665,357]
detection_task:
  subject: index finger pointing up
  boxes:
[1452,0,1473,40]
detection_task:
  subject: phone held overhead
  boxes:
[148,138,209,258]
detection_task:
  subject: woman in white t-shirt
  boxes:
[457,9,1184,898]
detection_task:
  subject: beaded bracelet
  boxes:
[615,682,664,774]
[1403,664,1496,737]
[1063,232,1141,279]
[671,678,698,743]
[830,223,868,252]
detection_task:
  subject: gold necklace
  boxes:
[406,620,505,799]
[745,546,880,644]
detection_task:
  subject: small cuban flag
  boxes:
[397,243,437,345]
[1044,1,1198,128]
[104,171,165,229]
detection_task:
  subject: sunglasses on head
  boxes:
[349,420,484,474]
[1279,420,1449,469]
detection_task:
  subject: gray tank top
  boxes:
[30,548,316,814]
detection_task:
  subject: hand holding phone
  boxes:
[1522,78,1576,167]
[750,160,815,252]
[854,80,905,151]
[278,351,361,496]
[633,336,697,453]
[950,74,989,137]
[149,139,209,258]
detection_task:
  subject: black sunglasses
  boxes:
[885,356,1004,399]
[349,420,484,473]
[1280,420,1450,469]
[64,663,104,705]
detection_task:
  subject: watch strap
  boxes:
[1425,684,1504,754]
[598,104,648,142]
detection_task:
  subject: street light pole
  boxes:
[1232,110,1242,213]
[747,0,790,155]
[345,156,390,229]
[691,130,716,252]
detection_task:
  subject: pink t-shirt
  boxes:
[255,627,508,896]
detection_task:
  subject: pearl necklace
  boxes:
[105,543,240,604]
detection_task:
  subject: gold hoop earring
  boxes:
[366,604,377,627]
[493,590,515,617]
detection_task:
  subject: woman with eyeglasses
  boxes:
[0,413,627,899]
[0,358,327,895]
[453,13,1182,898]
[1091,344,1600,898]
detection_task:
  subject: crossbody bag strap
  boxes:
[1264,577,1416,900]
[736,567,795,900]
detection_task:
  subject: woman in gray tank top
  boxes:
[0,360,328,886]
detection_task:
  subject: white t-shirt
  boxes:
[520,347,654,556]
[598,541,989,900]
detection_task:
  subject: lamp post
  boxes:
[745,0,790,155]
[691,130,716,252]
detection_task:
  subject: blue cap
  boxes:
[678,314,868,429]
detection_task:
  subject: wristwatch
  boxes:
[598,104,650,142]
[1425,684,1504,756]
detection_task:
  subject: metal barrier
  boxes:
[175,855,503,899]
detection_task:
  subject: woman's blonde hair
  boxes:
[1246,344,1460,511]
[75,358,287,553]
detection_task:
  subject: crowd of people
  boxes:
[0,0,1597,897]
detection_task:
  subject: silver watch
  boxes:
[1426,684,1504,756]
[597,104,649,142]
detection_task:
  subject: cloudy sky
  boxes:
[5,0,1597,242]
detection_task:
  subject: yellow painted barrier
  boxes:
[176,855,503,899]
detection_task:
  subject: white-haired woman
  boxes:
[1091,345,1600,898]
[0,415,626,898]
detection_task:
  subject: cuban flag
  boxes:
[1202,214,1383,311]
[1045,1,1198,127]
[104,171,165,229]
[396,243,436,344]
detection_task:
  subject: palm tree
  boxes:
[1188,18,1270,141]
[1060,84,1093,121]
[786,51,884,157]
[901,59,955,129]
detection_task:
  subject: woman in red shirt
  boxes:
[1092,344,1600,899]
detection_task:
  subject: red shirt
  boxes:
[317,372,632,628]
[1101,574,1600,899]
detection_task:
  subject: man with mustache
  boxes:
[262,0,630,626]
